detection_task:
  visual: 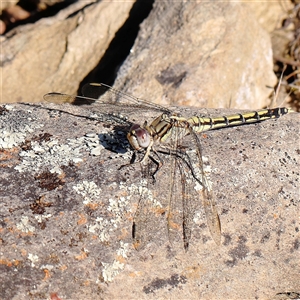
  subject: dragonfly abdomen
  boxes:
[188,107,290,133]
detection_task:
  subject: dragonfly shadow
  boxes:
[97,130,129,154]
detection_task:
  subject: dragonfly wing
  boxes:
[132,158,162,250]
[44,83,172,115]
[176,156,193,250]
[82,83,172,113]
[43,93,77,104]
[201,181,221,245]
[189,129,221,245]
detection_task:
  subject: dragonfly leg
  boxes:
[148,151,164,181]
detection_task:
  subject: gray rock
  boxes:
[115,1,277,109]
[0,102,299,299]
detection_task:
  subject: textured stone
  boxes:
[0,102,298,299]
[114,1,277,109]
[246,0,293,33]
[1,1,283,110]
[0,0,134,103]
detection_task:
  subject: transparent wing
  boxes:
[132,156,163,250]
[188,129,221,245]
[164,125,193,250]
[176,155,193,250]
[44,83,171,114]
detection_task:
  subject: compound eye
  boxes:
[127,124,151,149]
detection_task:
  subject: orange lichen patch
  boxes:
[126,213,134,222]
[117,190,129,197]
[129,271,142,278]
[13,260,21,266]
[168,219,181,231]
[273,213,279,219]
[115,255,126,264]
[57,172,66,180]
[50,292,62,300]
[0,148,20,167]
[19,231,34,237]
[86,203,99,210]
[59,265,68,271]
[75,250,88,260]
[133,240,141,250]
[201,133,208,139]
[77,213,87,225]
[83,280,90,286]
[118,228,129,240]
[91,235,98,240]
[43,268,51,281]
[154,206,166,216]
[0,258,12,267]
[9,226,34,236]
[20,249,27,257]
[0,258,20,267]
[183,265,202,279]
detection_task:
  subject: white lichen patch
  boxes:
[122,180,162,208]
[86,179,160,246]
[14,134,104,174]
[14,138,83,173]
[88,217,111,242]
[34,214,52,223]
[83,133,105,156]
[116,241,130,258]
[87,184,131,242]
[28,253,39,267]
[0,107,44,149]
[73,181,102,205]
[0,131,27,149]
[3,104,14,111]
[101,241,130,282]
[16,216,35,233]
[102,260,125,282]
[40,264,54,270]
[193,211,205,225]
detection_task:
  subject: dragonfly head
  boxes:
[127,124,151,150]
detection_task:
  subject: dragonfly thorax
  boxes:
[127,124,152,150]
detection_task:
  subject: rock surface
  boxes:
[1,0,134,103]
[1,1,282,109]
[114,1,277,109]
[247,1,293,33]
[0,102,299,299]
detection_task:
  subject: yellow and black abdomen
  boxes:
[188,107,291,133]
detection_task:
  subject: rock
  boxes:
[2,2,280,110]
[246,0,293,33]
[0,1,134,103]
[0,0,18,12]
[0,4,31,34]
[114,1,277,109]
[0,102,298,299]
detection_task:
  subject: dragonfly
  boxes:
[44,83,291,250]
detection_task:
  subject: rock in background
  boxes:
[114,1,277,109]
[1,0,134,103]
[1,0,293,108]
